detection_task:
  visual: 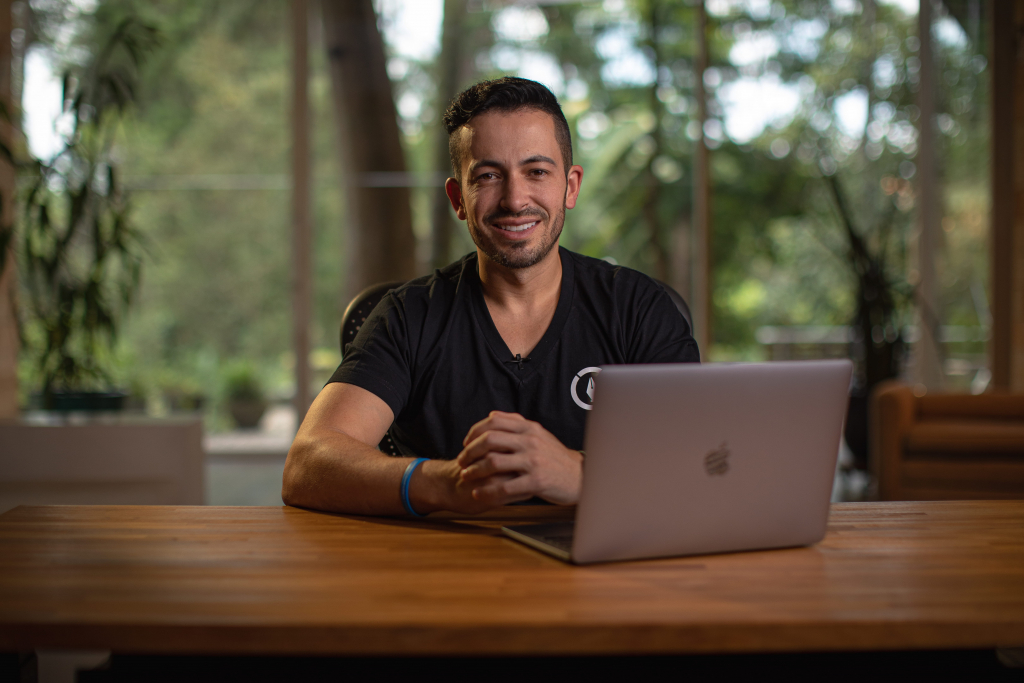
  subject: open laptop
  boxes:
[502,360,853,564]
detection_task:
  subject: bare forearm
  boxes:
[282,430,465,515]
[282,430,411,515]
[282,382,477,515]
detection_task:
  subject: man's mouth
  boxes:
[493,220,538,233]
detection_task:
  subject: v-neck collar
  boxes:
[466,247,575,382]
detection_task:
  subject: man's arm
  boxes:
[282,383,519,515]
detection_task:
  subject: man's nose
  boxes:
[500,174,530,213]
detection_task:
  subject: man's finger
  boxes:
[471,472,537,505]
[462,413,525,447]
[456,429,525,468]
[456,472,518,508]
[462,411,529,446]
[459,452,528,483]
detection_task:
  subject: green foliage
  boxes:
[24,0,346,423]
[14,17,158,398]
[21,0,990,420]
[222,360,264,403]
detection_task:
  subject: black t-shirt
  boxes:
[328,247,700,459]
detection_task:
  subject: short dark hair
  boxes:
[443,77,573,180]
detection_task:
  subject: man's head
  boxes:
[444,77,573,182]
[443,78,582,271]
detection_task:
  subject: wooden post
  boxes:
[0,0,18,418]
[642,0,669,283]
[291,0,312,423]
[321,0,417,299]
[990,0,1024,392]
[691,0,711,359]
[914,0,944,389]
[430,0,465,271]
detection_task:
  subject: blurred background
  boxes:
[0,0,1014,506]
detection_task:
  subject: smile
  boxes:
[493,221,538,233]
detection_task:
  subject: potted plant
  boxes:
[825,174,911,470]
[0,19,159,411]
[161,378,206,414]
[1,18,158,411]
[224,362,267,430]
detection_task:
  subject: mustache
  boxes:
[484,208,548,224]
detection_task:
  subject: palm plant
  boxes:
[824,172,912,468]
[0,18,158,406]
[826,174,910,391]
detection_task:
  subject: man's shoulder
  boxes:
[562,248,665,297]
[387,253,477,305]
[398,253,476,290]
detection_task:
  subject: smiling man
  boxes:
[282,77,699,516]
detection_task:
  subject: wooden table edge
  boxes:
[2,622,1022,656]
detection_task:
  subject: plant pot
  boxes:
[844,393,868,471]
[164,390,206,413]
[39,391,127,412]
[229,399,267,430]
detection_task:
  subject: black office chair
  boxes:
[339,281,407,358]
[340,280,406,456]
[654,279,694,336]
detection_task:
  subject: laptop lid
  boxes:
[570,360,852,564]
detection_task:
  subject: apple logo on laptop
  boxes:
[704,442,730,476]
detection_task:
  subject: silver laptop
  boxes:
[502,360,853,564]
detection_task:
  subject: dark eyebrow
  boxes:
[468,155,557,176]
[468,159,504,175]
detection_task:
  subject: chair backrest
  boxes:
[339,281,406,358]
[654,279,694,334]
[339,281,406,457]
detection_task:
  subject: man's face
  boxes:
[445,109,583,270]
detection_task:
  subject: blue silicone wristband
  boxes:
[401,458,429,517]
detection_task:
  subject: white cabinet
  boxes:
[0,418,204,512]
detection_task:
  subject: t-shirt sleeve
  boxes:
[326,293,411,418]
[627,284,701,364]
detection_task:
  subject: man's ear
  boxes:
[564,165,584,210]
[445,177,467,221]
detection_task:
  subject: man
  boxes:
[282,77,699,516]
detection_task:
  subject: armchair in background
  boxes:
[871,382,1024,500]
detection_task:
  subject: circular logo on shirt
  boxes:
[570,366,602,410]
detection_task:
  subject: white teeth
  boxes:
[499,221,537,232]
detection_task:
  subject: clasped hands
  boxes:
[445,411,583,512]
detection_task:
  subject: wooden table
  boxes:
[0,501,1022,657]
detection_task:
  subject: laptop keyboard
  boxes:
[504,522,576,557]
[538,532,574,553]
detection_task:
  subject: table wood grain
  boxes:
[1,501,1022,656]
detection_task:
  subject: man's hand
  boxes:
[411,458,519,515]
[455,411,583,506]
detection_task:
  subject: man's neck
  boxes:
[476,245,562,310]
[476,246,562,359]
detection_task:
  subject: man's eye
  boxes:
[477,172,497,181]
[529,169,548,177]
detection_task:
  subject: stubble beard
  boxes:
[467,204,566,270]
